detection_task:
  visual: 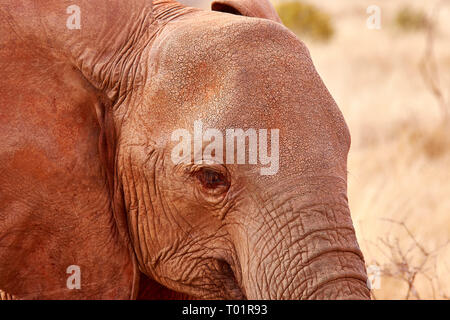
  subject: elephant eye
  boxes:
[195,168,229,191]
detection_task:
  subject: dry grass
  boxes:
[181,0,450,299]
[300,0,450,299]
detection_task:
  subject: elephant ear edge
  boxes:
[211,0,282,23]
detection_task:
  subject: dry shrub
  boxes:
[364,219,449,300]
[419,126,450,159]
[276,1,334,41]
[390,121,450,159]
[395,6,428,32]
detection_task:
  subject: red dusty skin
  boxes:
[0,0,369,300]
[226,177,370,300]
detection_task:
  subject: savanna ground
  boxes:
[181,0,450,299]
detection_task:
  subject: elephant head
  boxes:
[0,0,369,299]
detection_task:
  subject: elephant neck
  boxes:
[2,1,200,104]
[153,0,195,21]
[1,0,156,103]
[65,1,157,104]
[69,0,197,104]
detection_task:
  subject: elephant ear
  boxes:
[0,0,147,300]
[211,0,282,23]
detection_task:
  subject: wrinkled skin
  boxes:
[0,0,370,299]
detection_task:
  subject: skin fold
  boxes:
[0,0,370,299]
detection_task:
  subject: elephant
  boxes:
[0,0,370,299]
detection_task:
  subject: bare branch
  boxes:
[363,218,450,299]
[419,0,450,123]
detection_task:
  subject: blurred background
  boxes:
[179,0,450,299]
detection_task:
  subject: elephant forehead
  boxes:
[147,13,314,116]
[146,11,313,104]
[141,11,350,175]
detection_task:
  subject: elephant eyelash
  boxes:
[195,169,229,190]
[183,164,230,193]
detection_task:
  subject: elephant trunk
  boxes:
[230,178,370,300]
